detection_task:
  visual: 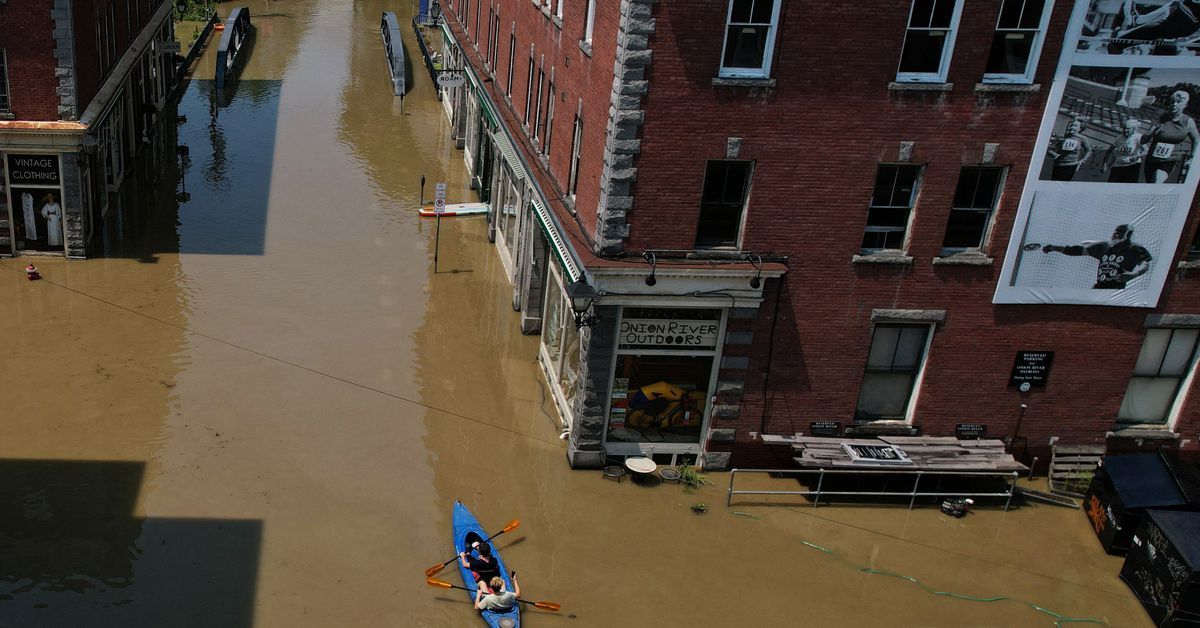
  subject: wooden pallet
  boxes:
[1048,444,1104,498]
[1015,486,1081,508]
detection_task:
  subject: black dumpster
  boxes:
[1120,509,1200,627]
[1083,452,1200,555]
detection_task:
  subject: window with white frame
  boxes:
[485,7,494,67]
[544,79,556,155]
[541,263,582,415]
[556,0,563,21]
[942,166,1005,252]
[507,32,516,96]
[584,0,596,44]
[897,0,964,83]
[0,49,10,112]
[568,111,583,200]
[1118,328,1200,425]
[856,324,933,421]
[984,0,1051,83]
[719,0,783,78]
[525,51,535,122]
[863,164,922,252]
[533,65,545,140]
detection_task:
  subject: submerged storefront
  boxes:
[436,14,781,469]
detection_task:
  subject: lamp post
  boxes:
[566,280,598,328]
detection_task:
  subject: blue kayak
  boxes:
[453,501,520,628]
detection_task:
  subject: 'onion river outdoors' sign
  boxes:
[618,318,719,349]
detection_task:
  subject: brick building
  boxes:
[0,0,176,257]
[436,0,1200,470]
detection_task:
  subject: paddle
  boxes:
[424,519,520,577]
[425,577,561,611]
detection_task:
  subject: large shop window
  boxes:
[984,0,1050,83]
[896,0,963,83]
[695,160,753,249]
[495,169,521,263]
[4,153,66,254]
[719,0,783,79]
[541,264,581,414]
[863,164,922,252]
[856,324,933,421]
[1118,328,1200,425]
[606,308,723,446]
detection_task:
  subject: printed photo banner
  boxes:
[995,0,1200,307]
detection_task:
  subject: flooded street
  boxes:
[0,2,1152,626]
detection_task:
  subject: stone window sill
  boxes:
[1177,258,1200,270]
[975,82,1040,94]
[579,40,592,57]
[712,76,776,88]
[889,81,953,92]
[933,252,993,266]
[552,16,562,29]
[1107,426,1180,441]
[0,111,14,120]
[853,252,914,265]
[540,5,552,19]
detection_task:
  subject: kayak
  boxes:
[419,202,489,217]
[453,501,520,628]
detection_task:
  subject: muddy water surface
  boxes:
[0,2,1151,626]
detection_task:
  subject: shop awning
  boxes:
[532,195,581,283]
[491,130,526,182]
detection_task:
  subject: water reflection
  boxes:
[0,459,262,627]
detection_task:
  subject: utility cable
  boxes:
[797,539,1109,626]
[3,263,561,446]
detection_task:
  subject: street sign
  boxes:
[160,41,182,54]
[434,182,447,215]
[437,72,466,89]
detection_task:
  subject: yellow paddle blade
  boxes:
[500,519,520,533]
[532,601,561,611]
[424,563,448,577]
[426,578,454,589]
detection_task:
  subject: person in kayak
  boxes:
[475,573,521,612]
[459,539,502,593]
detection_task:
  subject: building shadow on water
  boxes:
[0,459,261,627]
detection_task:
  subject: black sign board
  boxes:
[1010,351,1054,388]
[810,421,841,437]
[5,154,60,186]
[956,423,986,439]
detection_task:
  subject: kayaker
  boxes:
[474,573,521,612]
[459,540,502,593]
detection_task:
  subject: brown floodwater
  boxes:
[0,1,1153,626]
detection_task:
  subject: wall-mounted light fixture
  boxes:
[746,253,763,289]
[566,280,598,328]
[643,251,657,286]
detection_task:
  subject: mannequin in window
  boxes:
[41,192,62,247]
[21,192,38,241]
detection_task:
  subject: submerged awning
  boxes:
[532,195,581,283]
[491,130,527,182]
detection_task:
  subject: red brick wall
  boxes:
[0,0,59,120]
[73,0,163,118]
[627,0,1200,461]
[444,0,617,244]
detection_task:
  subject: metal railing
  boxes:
[726,468,1020,511]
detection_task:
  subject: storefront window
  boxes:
[606,308,723,446]
[497,174,519,262]
[5,153,65,253]
[540,263,582,427]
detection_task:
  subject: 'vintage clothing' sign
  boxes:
[6,154,60,185]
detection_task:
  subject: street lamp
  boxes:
[566,280,598,328]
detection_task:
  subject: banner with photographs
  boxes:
[995,0,1200,307]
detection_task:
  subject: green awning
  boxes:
[531,196,581,283]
